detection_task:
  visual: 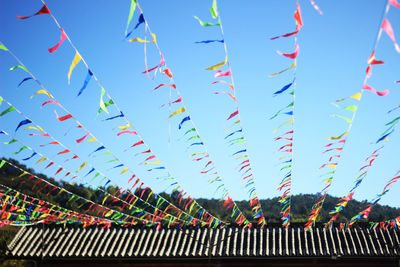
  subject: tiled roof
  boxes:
[7,224,400,259]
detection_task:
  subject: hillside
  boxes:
[1,157,398,226]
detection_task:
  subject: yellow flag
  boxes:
[146,190,153,202]
[336,92,362,102]
[30,90,54,99]
[102,195,109,205]
[68,51,82,84]
[105,209,113,217]
[118,123,131,130]
[24,126,43,132]
[75,162,87,173]
[86,137,97,142]
[327,131,348,140]
[120,168,129,175]
[128,33,156,43]
[349,92,362,101]
[190,152,206,157]
[18,171,28,178]
[273,119,294,133]
[169,107,186,118]
[142,161,161,165]
[269,61,296,77]
[36,156,47,164]
[206,56,228,70]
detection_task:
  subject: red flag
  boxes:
[131,140,144,147]
[227,110,239,120]
[57,149,70,155]
[17,4,51,19]
[368,50,384,65]
[76,131,90,143]
[154,83,176,91]
[293,2,303,27]
[163,68,173,78]
[55,111,72,121]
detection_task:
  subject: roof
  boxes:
[7,224,400,260]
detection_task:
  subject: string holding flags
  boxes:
[7,1,226,227]
[193,0,266,226]
[325,105,400,228]
[305,1,398,230]
[268,0,304,228]
[1,0,399,230]
[124,0,251,227]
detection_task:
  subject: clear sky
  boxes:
[0,0,399,218]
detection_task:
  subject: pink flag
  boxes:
[214,70,232,78]
[211,81,234,91]
[214,91,236,102]
[390,0,400,7]
[143,54,165,74]
[362,83,389,96]
[48,28,67,53]
[41,100,62,108]
[382,18,400,53]
[117,130,138,136]
[277,44,299,59]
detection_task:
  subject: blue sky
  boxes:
[0,0,399,216]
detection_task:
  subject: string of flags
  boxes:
[22,0,227,227]
[0,0,398,229]
[305,0,399,230]
[325,104,400,228]
[0,160,167,228]
[0,183,120,228]
[2,1,228,227]
[348,169,400,228]
[125,0,252,226]
[269,1,303,228]
[192,0,266,226]
[0,129,203,227]
[0,99,205,227]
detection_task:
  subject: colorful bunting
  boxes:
[193,16,221,27]
[17,77,33,87]
[125,0,137,37]
[16,4,50,20]
[15,119,32,133]
[48,28,67,53]
[9,65,28,73]
[68,52,82,84]
[77,70,93,96]
[206,56,228,70]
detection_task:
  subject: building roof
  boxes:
[7,224,400,260]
